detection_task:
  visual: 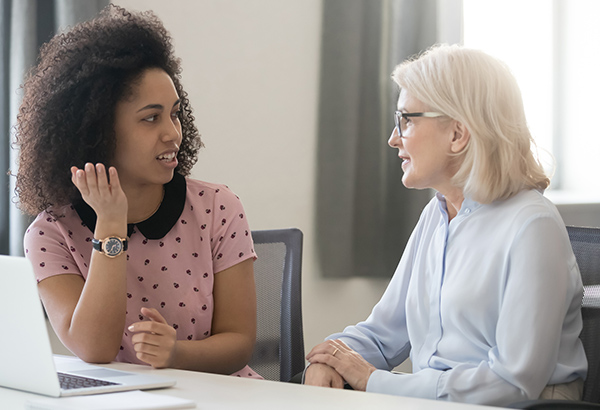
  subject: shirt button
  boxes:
[464,208,471,214]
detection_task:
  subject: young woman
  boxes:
[304,45,587,405]
[16,5,260,378]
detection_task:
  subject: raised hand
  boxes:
[70,163,127,224]
[128,307,178,368]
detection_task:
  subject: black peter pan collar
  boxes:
[74,173,187,240]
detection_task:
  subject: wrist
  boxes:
[94,218,127,239]
[92,236,128,258]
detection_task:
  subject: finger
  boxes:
[330,339,352,356]
[135,351,159,367]
[306,340,334,359]
[84,163,99,193]
[131,331,161,347]
[305,363,344,388]
[108,166,121,191]
[307,353,339,367]
[95,163,110,194]
[306,340,339,360]
[331,376,345,389]
[141,307,169,325]
[71,168,89,196]
[128,320,164,334]
[70,166,78,185]
[132,338,171,369]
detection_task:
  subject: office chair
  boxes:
[510,226,600,409]
[248,228,305,382]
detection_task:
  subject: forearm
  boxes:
[55,219,128,362]
[66,254,127,362]
[367,364,529,406]
[170,331,255,374]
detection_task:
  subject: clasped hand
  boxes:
[305,339,376,391]
[128,307,178,368]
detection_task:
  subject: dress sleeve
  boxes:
[23,213,82,283]
[365,214,585,405]
[209,186,257,274]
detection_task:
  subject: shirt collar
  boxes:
[74,172,187,240]
[435,192,481,217]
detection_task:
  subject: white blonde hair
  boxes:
[392,44,550,204]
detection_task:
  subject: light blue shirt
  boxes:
[328,189,587,406]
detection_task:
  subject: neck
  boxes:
[122,183,165,224]
[441,186,465,222]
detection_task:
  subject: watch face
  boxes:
[104,238,123,256]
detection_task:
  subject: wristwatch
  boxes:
[92,236,128,258]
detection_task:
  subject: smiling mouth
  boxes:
[157,152,177,162]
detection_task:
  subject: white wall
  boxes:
[107,0,394,359]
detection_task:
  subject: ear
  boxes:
[450,121,470,153]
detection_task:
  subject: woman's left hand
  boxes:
[128,307,178,368]
[306,339,377,391]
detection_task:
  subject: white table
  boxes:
[1,356,505,409]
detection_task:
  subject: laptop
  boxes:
[0,254,176,397]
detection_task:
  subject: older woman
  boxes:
[304,45,587,406]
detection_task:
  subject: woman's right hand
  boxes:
[71,163,127,224]
[304,363,345,388]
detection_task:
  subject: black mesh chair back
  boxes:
[249,228,305,382]
[567,226,600,403]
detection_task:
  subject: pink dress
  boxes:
[24,174,261,378]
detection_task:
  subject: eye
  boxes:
[400,116,411,129]
[171,110,181,120]
[143,114,159,123]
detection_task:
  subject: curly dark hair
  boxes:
[14,4,202,216]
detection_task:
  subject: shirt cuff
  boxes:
[367,368,442,400]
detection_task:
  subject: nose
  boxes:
[162,117,182,144]
[388,126,402,148]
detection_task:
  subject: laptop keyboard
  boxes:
[58,372,119,390]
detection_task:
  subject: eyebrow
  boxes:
[136,99,181,113]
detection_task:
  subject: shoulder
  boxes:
[185,178,236,195]
[476,189,569,249]
[25,205,81,239]
[490,189,562,225]
[185,178,245,208]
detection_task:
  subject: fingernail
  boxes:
[128,325,134,331]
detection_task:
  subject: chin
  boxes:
[401,176,427,191]
[401,175,415,189]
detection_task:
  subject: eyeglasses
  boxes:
[394,111,445,137]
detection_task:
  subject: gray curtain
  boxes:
[315,0,441,278]
[1,0,107,256]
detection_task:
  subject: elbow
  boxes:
[231,335,255,369]
[78,352,117,364]
[70,345,119,365]
[229,334,256,373]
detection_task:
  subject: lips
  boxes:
[157,151,177,162]
[399,154,411,169]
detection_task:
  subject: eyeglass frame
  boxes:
[394,111,445,138]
